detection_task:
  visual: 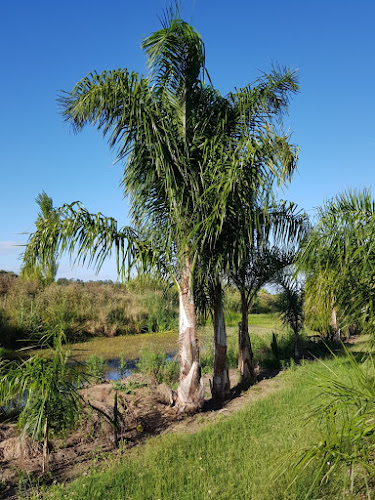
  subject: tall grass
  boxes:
[137,348,179,386]
[0,275,178,346]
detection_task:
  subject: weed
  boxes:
[137,348,179,386]
[119,353,127,379]
[111,380,146,394]
[86,355,106,383]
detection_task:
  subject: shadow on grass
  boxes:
[203,334,364,412]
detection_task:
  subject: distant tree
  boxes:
[22,191,59,284]
[0,270,18,277]
[277,273,304,359]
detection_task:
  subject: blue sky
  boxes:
[1,0,374,280]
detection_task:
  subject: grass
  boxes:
[137,348,179,386]
[30,313,315,376]
[29,330,179,362]
[43,355,360,500]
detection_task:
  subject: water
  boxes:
[103,351,177,381]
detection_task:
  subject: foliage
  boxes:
[112,380,146,394]
[285,348,375,497]
[21,192,59,284]
[200,343,238,375]
[45,358,340,500]
[270,332,281,368]
[0,331,83,471]
[86,355,107,383]
[119,353,127,379]
[137,348,179,386]
[277,276,304,335]
[0,277,178,346]
[298,188,375,334]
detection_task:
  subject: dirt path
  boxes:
[166,369,282,436]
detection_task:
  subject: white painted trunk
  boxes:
[331,307,341,343]
[212,287,230,399]
[176,260,204,411]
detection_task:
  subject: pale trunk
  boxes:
[331,306,341,343]
[238,292,256,386]
[212,283,230,399]
[176,257,204,411]
[42,418,48,473]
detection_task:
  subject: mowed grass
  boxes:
[44,356,352,500]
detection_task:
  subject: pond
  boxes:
[103,351,177,381]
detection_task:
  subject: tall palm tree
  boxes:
[26,12,300,410]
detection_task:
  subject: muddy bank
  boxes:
[0,367,281,499]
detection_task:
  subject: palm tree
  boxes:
[277,273,305,359]
[228,201,307,385]
[26,11,300,410]
[0,332,82,473]
[22,191,59,284]
[297,188,375,339]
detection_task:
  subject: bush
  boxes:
[0,277,178,346]
[86,355,107,383]
[137,348,179,386]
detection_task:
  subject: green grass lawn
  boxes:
[43,354,357,500]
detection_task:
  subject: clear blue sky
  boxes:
[1,0,374,280]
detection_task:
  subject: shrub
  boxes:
[86,355,107,383]
[0,332,83,472]
[0,277,179,346]
[137,348,179,386]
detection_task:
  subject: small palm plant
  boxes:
[286,349,375,497]
[0,331,83,473]
[277,274,305,359]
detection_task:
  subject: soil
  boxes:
[0,368,282,499]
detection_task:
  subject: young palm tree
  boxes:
[0,332,82,473]
[22,191,59,284]
[287,349,375,497]
[228,201,307,385]
[277,273,305,359]
[298,188,375,338]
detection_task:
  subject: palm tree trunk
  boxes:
[331,306,341,343]
[42,418,49,473]
[238,291,256,386]
[176,256,204,411]
[212,282,230,400]
[294,329,300,359]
